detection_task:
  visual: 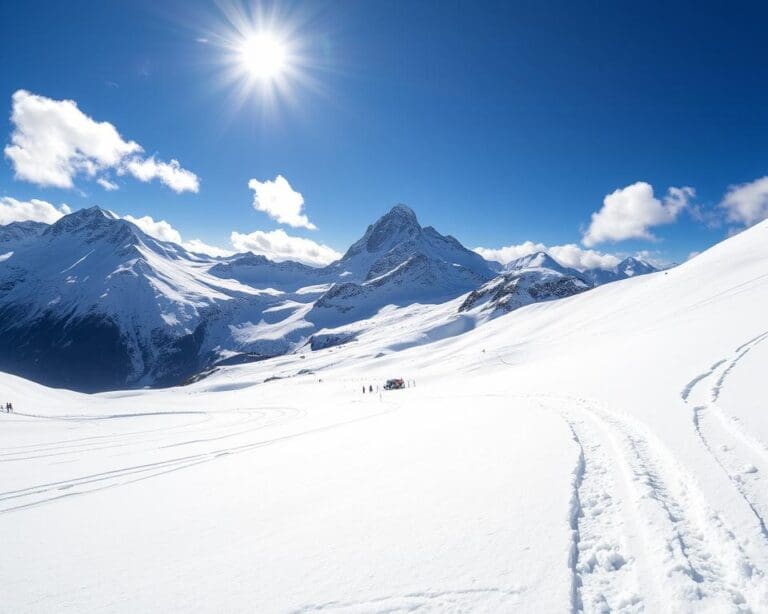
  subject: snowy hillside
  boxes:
[0,207,281,390]
[2,219,768,612]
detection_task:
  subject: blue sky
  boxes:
[1,0,767,267]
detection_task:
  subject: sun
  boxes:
[238,32,287,81]
[204,3,326,113]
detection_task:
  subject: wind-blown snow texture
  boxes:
[1,219,767,612]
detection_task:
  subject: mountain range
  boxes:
[0,204,658,391]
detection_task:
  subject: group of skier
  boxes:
[4,402,13,413]
[361,379,415,394]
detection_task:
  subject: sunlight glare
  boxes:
[239,32,287,80]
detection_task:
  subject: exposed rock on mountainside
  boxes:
[459,269,590,314]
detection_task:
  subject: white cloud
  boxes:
[474,241,620,271]
[248,175,316,229]
[120,213,233,257]
[231,228,341,266]
[97,177,119,191]
[474,241,548,265]
[183,239,234,258]
[4,90,198,193]
[720,176,768,227]
[632,249,671,269]
[582,182,693,247]
[123,214,183,244]
[548,244,620,271]
[0,196,71,225]
[122,157,200,194]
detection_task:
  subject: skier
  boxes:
[362,386,365,394]
[369,385,373,393]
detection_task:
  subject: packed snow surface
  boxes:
[1,221,768,612]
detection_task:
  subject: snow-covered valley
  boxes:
[1,216,766,612]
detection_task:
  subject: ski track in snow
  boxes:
[0,407,306,465]
[560,414,643,613]
[292,587,526,613]
[681,331,768,573]
[529,389,767,612]
[0,405,399,514]
[683,331,768,532]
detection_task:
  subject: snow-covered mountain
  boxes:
[0,220,47,248]
[453,249,591,316]
[0,203,665,391]
[459,268,590,314]
[310,205,495,322]
[328,204,492,281]
[489,251,659,287]
[581,256,659,285]
[0,205,496,390]
[502,251,583,278]
[0,207,282,390]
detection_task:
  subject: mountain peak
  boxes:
[46,206,116,233]
[44,207,147,252]
[341,204,422,262]
[618,256,648,266]
[387,203,417,219]
[67,206,116,221]
[506,251,563,272]
[616,256,657,277]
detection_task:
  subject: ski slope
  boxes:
[1,220,767,612]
